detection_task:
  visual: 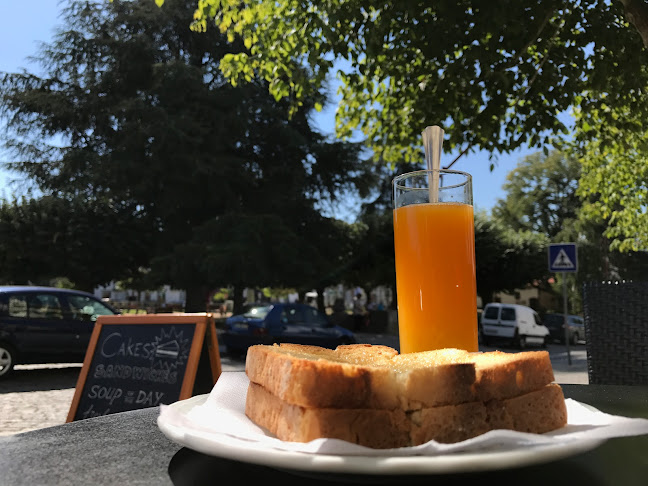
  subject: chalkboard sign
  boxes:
[67,313,221,422]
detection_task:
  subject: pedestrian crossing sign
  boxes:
[548,243,577,273]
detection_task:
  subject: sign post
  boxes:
[548,243,578,365]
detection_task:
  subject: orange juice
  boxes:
[393,202,478,353]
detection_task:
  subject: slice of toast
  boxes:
[245,343,476,410]
[409,383,567,445]
[389,347,556,400]
[245,381,411,448]
[246,381,568,448]
[245,343,555,410]
[460,350,556,401]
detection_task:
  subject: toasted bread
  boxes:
[244,343,565,448]
[245,343,554,409]
[246,381,567,448]
[245,343,476,410]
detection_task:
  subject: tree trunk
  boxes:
[184,285,210,313]
[478,289,495,308]
[620,0,648,47]
[390,284,398,310]
[232,285,245,315]
[74,278,96,295]
[315,286,326,310]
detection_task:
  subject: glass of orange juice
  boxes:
[392,169,478,353]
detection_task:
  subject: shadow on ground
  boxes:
[0,365,82,393]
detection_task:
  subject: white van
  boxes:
[480,303,549,349]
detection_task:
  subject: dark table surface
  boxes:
[1,382,647,486]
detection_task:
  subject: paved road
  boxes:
[0,334,587,437]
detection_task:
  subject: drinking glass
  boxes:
[392,169,478,353]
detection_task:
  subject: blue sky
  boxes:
[0,0,534,213]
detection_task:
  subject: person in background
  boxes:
[353,293,367,330]
[367,298,378,311]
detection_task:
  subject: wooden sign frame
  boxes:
[67,313,221,422]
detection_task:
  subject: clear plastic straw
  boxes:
[422,126,444,202]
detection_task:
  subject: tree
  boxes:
[571,104,648,252]
[177,0,648,251]
[0,195,152,292]
[339,164,401,308]
[184,0,648,163]
[0,0,369,309]
[493,149,648,267]
[299,216,366,311]
[474,212,549,306]
[491,149,648,311]
[492,151,580,239]
[322,159,554,309]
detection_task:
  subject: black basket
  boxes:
[582,281,648,385]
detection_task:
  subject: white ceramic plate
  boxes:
[157,394,606,476]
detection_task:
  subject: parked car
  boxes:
[221,302,356,354]
[480,303,549,349]
[543,313,585,345]
[0,286,120,378]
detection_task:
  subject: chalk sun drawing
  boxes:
[150,327,192,370]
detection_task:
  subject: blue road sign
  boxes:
[548,243,577,273]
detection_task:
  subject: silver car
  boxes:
[544,313,585,345]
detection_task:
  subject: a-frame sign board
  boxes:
[67,313,221,422]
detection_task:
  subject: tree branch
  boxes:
[620,0,648,47]
[443,146,471,169]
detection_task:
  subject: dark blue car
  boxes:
[0,286,120,378]
[221,302,356,354]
